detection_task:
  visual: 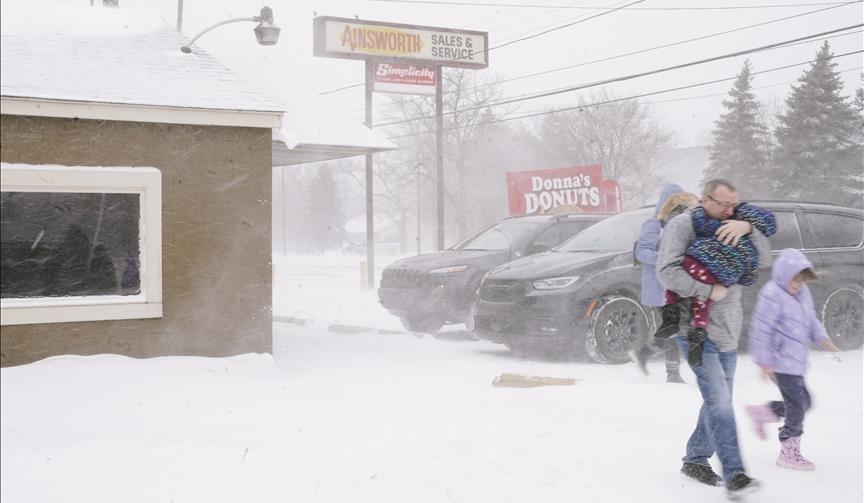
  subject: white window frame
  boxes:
[1,163,162,325]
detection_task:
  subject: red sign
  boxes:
[373,63,436,95]
[506,165,621,216]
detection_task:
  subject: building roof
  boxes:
[0,1,284,128]
[273,99,396,166]
[0,0,396,164]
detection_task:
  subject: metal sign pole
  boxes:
[364,60,375,290]
[435,65,444,251]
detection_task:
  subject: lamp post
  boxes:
[180,6,280,53]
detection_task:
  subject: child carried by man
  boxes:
[641,200,776,368]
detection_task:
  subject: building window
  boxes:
[1,163,162,325]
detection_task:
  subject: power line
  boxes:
[373,24,862,127]
[383,49,863,139]
[351,29,860,121]
[473,65,861,117]
[371,0,854,9]
[642,65,862,105]
[324,0,861,97]
[317,0,642,95]
[488,0,644,51]
[346,3,859,113]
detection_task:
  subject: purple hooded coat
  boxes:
[748,249,830,376]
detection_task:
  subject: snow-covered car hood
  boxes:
[486,250,624,279]
[385,249,516,272]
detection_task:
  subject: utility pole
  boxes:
[364,60,375,290]
[435,65,444,251]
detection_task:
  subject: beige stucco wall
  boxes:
[0,115,272,366]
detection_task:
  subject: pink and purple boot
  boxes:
[746,404,778,440]
[777,436,816,471]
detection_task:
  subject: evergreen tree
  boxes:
[773,42,862,204]
[705,60,772,195]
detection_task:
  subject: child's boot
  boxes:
[745,404,778,440]
[653,303,681,339]
[777,436,815,471]
[665,364,685,384]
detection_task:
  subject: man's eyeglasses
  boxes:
[706,195,740,210]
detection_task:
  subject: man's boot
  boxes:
[777,436,816,471]
[653,303,681,339]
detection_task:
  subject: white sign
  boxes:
[373,63,436,95]
[314,17,488,69]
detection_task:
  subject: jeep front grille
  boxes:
[381,268,428,289]
[479,278,527,303]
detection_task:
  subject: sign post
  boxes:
[314,17,488,287]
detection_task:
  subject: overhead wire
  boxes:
[369,0,856,10]
[345,1,859,114]
[372,24,862,127]
[318,0,643,94]
[382,49,863,139]
[328,0,861,101]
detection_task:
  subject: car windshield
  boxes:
[452,219,544,251]
[556,210,650,252]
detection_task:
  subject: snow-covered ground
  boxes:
[2,252,862,502]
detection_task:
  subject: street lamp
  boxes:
[180,6,280,53]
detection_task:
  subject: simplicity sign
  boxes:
[314,17,488,69]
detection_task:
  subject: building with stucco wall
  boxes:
[0,2,393,366]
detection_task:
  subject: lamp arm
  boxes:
[181,16,257,52]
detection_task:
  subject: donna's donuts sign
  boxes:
[506,165,621,216]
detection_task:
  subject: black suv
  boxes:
[378,213,609,333]
[473,202,864,363]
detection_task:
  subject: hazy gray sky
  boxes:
[136,0,861,147]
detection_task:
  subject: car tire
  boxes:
[585,296,650,364]
[399,313,445,334]
[821,287,864,350]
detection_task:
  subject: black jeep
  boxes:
[378,213,609,333]
[472,202,864,363]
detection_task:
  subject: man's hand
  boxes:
[820,339,840,352]
[716,220,752,246]
[709,284,728,301]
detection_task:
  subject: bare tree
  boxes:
[534,88,675,209]
[376,69,523,245]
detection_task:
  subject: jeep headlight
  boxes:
[429,265,468,274]
[533,276,580,290]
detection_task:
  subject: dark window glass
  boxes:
[1,192,141,298]
[806,212,864,248]
[768,211,802,250]
[532,221,596,250]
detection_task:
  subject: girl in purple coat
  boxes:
[745,248,839,471]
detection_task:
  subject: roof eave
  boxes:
[0,96,283,129]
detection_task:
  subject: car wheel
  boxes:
[821,287,864,350]
[585,296,650,364]
[399,313,445,334]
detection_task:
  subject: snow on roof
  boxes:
[0,1,284,114]
[272,98,396,166]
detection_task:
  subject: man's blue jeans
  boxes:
[676,337,746,481]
